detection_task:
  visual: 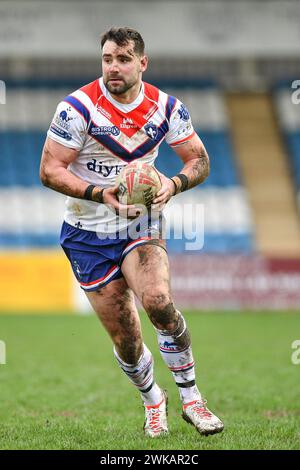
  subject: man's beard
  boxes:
[105,77,135,95]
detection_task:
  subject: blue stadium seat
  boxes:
[283,133,300,190]
[0,131,44,187]
[0,233,60,248]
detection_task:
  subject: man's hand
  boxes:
[102,186,142,219]
[151,171,176,211]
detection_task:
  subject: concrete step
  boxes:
[227,93,300,257]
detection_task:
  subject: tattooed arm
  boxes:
[152,134,210,208]
[171,133,210,190]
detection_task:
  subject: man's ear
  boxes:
[140,55,148,73]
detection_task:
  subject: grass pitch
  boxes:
[0,311,299,450]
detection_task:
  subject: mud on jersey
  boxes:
[47,77,195,233]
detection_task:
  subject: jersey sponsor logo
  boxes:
[144,122,158,140]
[176,122,192,138]
[50,124,72,141]
[143,103,158,120]
[120,117,138,130]
[90,125,120,136]
[87,158,123,177]
[178,104,190,122]
[96,105,112,120]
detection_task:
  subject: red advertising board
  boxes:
[169,255,300,310]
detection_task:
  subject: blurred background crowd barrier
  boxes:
[0,0,300,312]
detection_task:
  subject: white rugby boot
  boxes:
[143,390,168,438]
[182,398,224,436]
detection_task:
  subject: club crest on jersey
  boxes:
[55,108,74,130]
[144,122,158,140]
[178,104,190,122]
[90,125,120,136]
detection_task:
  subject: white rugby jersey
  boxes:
[47,77,195,233]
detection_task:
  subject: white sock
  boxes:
[179,384,202,404]
[114,343,163,406]
[156,312,202,404]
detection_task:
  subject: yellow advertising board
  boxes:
[0,251,73,313]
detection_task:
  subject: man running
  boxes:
[40,27,224,438]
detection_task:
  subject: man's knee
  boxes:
[153,308,191,350]
[142,289,179,331]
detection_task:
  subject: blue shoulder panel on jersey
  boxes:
[63,96,90,123]
[165,95,177,121]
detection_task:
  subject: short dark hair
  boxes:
[101,27,145,56]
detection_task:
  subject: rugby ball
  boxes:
[116,161,162,208]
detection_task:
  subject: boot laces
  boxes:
[191,399,213,419]
[147,407,163,431]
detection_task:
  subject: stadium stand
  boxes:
[228,92,300,257]
[0,83,255,253]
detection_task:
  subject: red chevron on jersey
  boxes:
[96,82,159,138]
[80,79,101,105]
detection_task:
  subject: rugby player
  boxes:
[40,27,224,437]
